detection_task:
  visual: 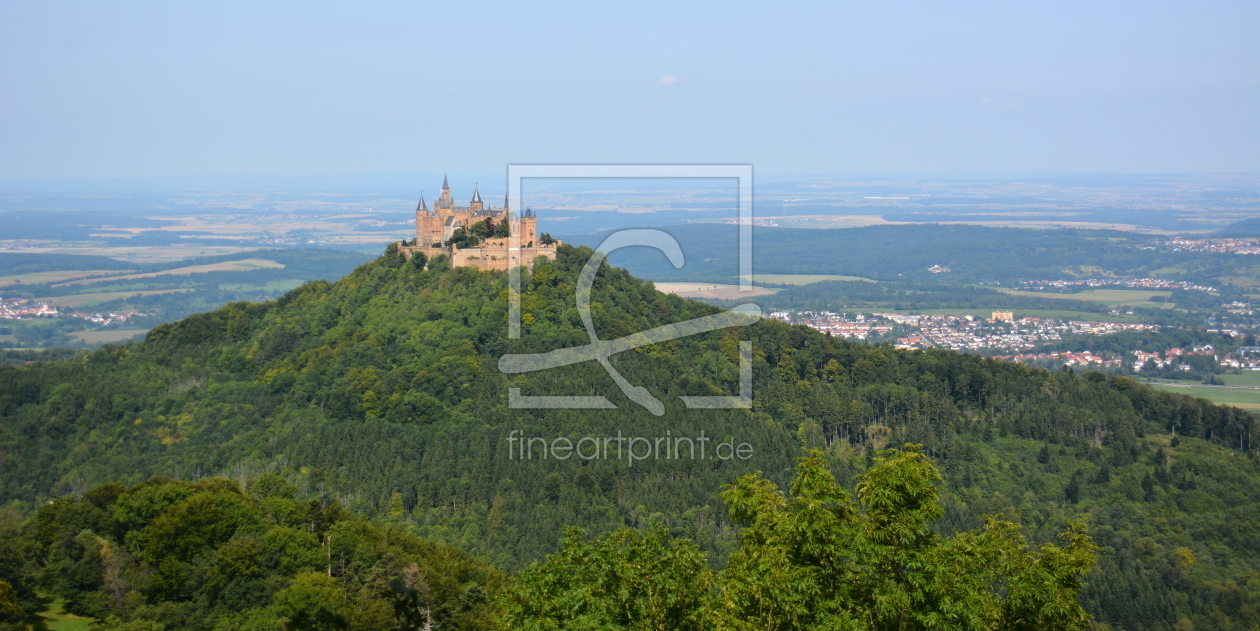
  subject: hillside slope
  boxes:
[2,245,1260,628]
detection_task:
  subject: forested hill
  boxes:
[2,245,1260,628]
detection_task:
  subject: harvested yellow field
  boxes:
[745,274,874,285]
[653,282,776,300]
[653,282,732,293]
[55,258,284,287]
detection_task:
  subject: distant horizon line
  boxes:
[1,170,1256,188]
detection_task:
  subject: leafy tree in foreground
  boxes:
[505,445,1098,631]
[721,446,1098,630]
[502,527,715,631]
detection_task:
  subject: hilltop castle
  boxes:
[399,176,560,270]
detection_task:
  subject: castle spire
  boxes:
[415,192,428,214]
[503,193,510,212]
[471,185,482,204]
[442,174,449,191]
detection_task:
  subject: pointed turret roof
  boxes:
[471,185,482,204]
[415,193,428,213]
[442,174,450,190]
[503,193,510,211]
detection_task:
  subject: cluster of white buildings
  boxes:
[63,309,147,325]
[1016,277,1215,292]
[0,298,57,318]
[1009,345,1260,373]
[999,351,1123,368]
[1132,349,1189,372]
[0,297,148,325]
[1130,345,1220,372]
[722,218,780,227]
[766,310,1159,353]
[765,311,890,339]
[894,314,1156,353]
[1143,237,1260,256]
[1219,346,1260,370]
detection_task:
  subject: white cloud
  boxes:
[658,75,682,87]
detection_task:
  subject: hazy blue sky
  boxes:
[1,1,1256,179]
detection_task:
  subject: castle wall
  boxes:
[399,242,561,271]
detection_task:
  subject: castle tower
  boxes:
[415,192,442,246]
[470,185,484,214]
[440,174,451,204]
[521,208,538,245]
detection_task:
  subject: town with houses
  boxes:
[1142,237,1260,255]
[1011,277,1216,292]
[0,297,149,327]
[763,308,1260,374]
[766,309,1157,353]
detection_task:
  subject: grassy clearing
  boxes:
[37,598,94,631]
[40,288,192,308]
[1145,382,1260,411]
[54,258,284,287]
[69,329,149,343]
[1217,372,1260,387]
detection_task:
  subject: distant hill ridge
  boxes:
[1215,216,1260,237]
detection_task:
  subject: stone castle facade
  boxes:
[399,176,560,270]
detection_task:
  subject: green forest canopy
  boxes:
[1,245,1259,629]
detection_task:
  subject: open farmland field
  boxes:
[653,282,777,300]
[39,289,192,307]
[53,258,284,286]
[1217,372,1260,387]
[5,243,258,262]
[68,329,149,343]
[216,278,306,293]
[1145,381,1260,411]
[996,288,1173,306]
[0,269,130,287]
